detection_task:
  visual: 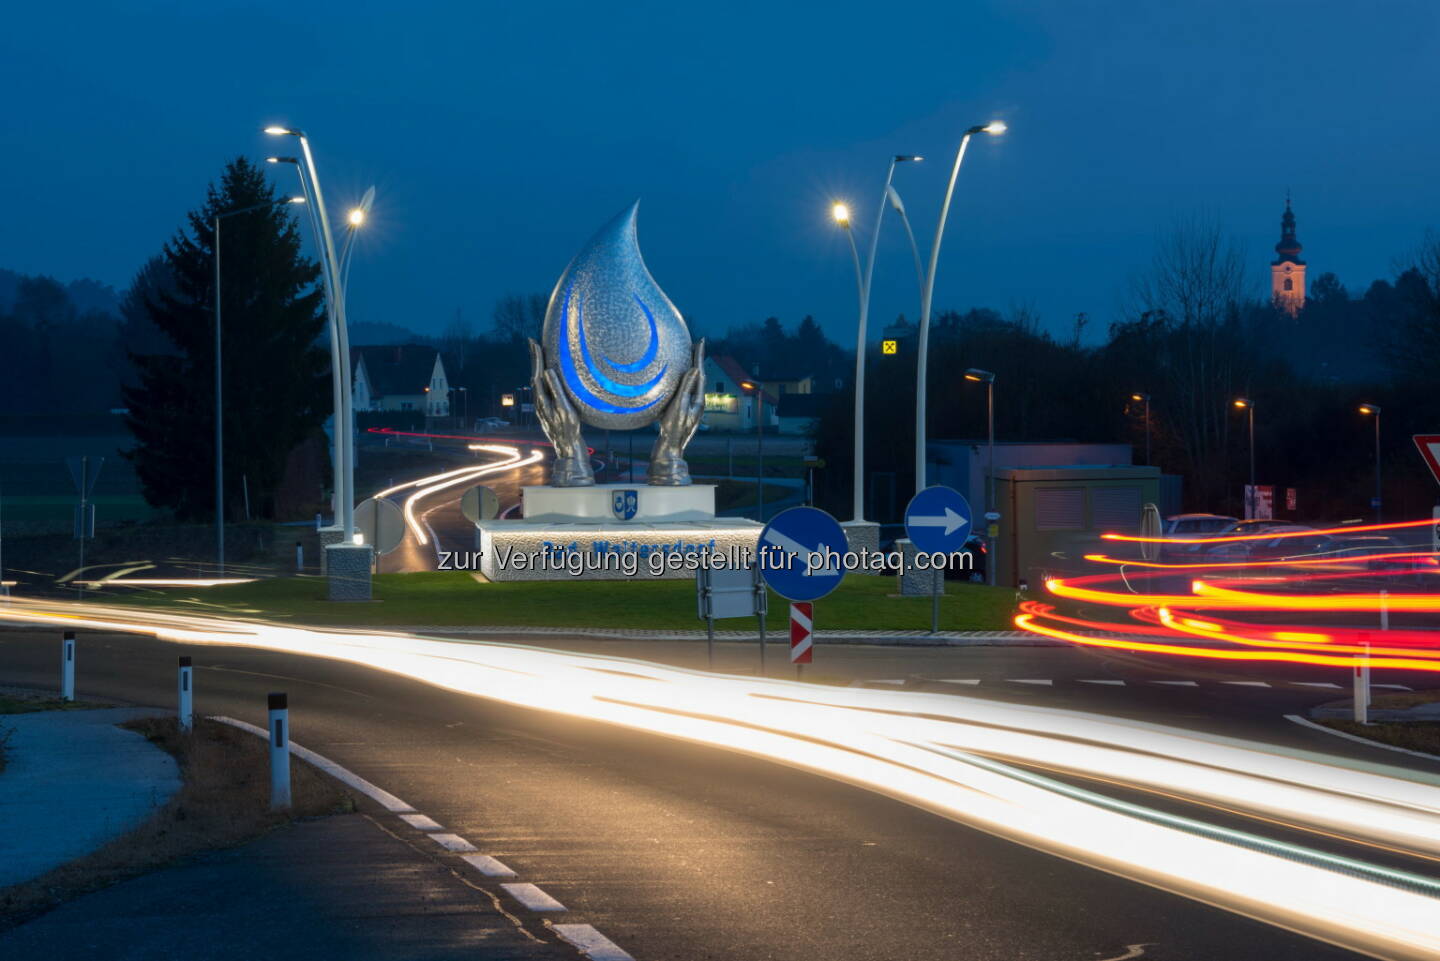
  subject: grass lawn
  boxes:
[108,570,1019,633]
[1,494,158,526]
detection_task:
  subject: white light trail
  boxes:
[4,598,1440,960]
[369,443,544,547]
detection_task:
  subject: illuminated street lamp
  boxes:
[265,126,357,543]
[965,368,996,585]
[212,195,305,574]
[1131,392,1152,466]
[915,122,1005,494]
[1359,403,1382,521]
[832,156,923,525]
[1234,398,1255,518]
[740,379,766,521]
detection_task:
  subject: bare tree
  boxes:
[491,292,547,343]
[1127,215,1256,509]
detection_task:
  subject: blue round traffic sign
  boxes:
[903,485,973,555]
[757,506,848,601]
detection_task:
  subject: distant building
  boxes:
[1271,195,1306,316]
[352,345,450,416]
[701,355,778,431]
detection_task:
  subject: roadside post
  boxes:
[60,630,75,701]
[1353,650,1371,725]
[790,602,813,678]
[696,563,766,670]
[177,656,193,731]
[758,507,848,678]
[268,692,292,810]
[903,486,973,636]
[295,541,304,572]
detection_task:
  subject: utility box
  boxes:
[992,465,1161,588]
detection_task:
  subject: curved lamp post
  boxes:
[213,195,306,573]
[1359,403,1381,521]
[914,121,1005,494]
[832,156,922,523]
[264,129,355,540]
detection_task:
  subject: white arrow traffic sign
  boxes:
[907,506,969,536]
[762,526,838,577]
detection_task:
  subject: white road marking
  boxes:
[1223,681,1271,687]
[1374,684,1414,691]
[501,882,567,912]
[429,833,478,853]
[1080,679,1126,686]
[552,923,636,961]
[461,853,518,877]
[399,813,443,831]
[1284,715,1440,763]
[1099,945,1154,960]
[1009,678,1053,686]
[1294,682,1343,689]
[936,679,981,685]
[211,716,415,813]
[1153,681,1199,687]
[869,679,906,685]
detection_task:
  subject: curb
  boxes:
[391,625,1070,647]
[1283,714,1440,764]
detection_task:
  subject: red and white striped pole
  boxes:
[790,602,813,678]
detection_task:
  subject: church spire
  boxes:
[1273,193,1304,265]
[1270,193,1306,315]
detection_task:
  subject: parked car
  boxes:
[474,417,511,431]
[1164,513,1238,537]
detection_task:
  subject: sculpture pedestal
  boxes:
[326,543,374,600]
[472,484,758,581]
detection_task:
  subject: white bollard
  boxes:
[1353,644,1371,724]
[268,692,292,810]
[177,655,193,731]
[60,631,75,701]
[294,541,304,571]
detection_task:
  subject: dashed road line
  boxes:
[1375,684,1414,691]
[1294,682,1343,689]
[1080,679,1126,686]
[1009,678,1053,686]
[553,924,637,961]
[430,832,479,853]
[212,715,637,960]
[936,678,981,685]
[1222,681,1270,687]
[462,853,519,877]
[1153,680,1199,687]
[503,882,568,912]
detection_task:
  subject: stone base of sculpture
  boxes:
[471,484,760,582]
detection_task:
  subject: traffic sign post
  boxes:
[353,497,406,557]
[904,486,973,635]
[696,564,766,670]
[461,485,500,525]
[789,602,813,678]
[1415,435,1440,486]
[66,456,103,599]
[758,507,846,678]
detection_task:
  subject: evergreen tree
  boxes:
[123,157,328,521]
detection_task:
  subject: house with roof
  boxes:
[352,345,450,416]
[701,355,779,431]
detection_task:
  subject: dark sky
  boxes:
[4,1,1438,343]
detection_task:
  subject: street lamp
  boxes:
[212,195,305,574]
[265,126,357,542]
[1131,392,1152,466]
[915,121,1005,494]
[965,368,996,585]
[339,186,375,301]
[1359,403,1382,521]
[1233,398,1255,518]
[834,155,923,525]
[741,379,766,521]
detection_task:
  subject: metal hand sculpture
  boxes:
[529,339,595,487]
[648,340,707,486]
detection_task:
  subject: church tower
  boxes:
[1270,195,1305,315]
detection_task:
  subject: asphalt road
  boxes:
[0,626,1412,961]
